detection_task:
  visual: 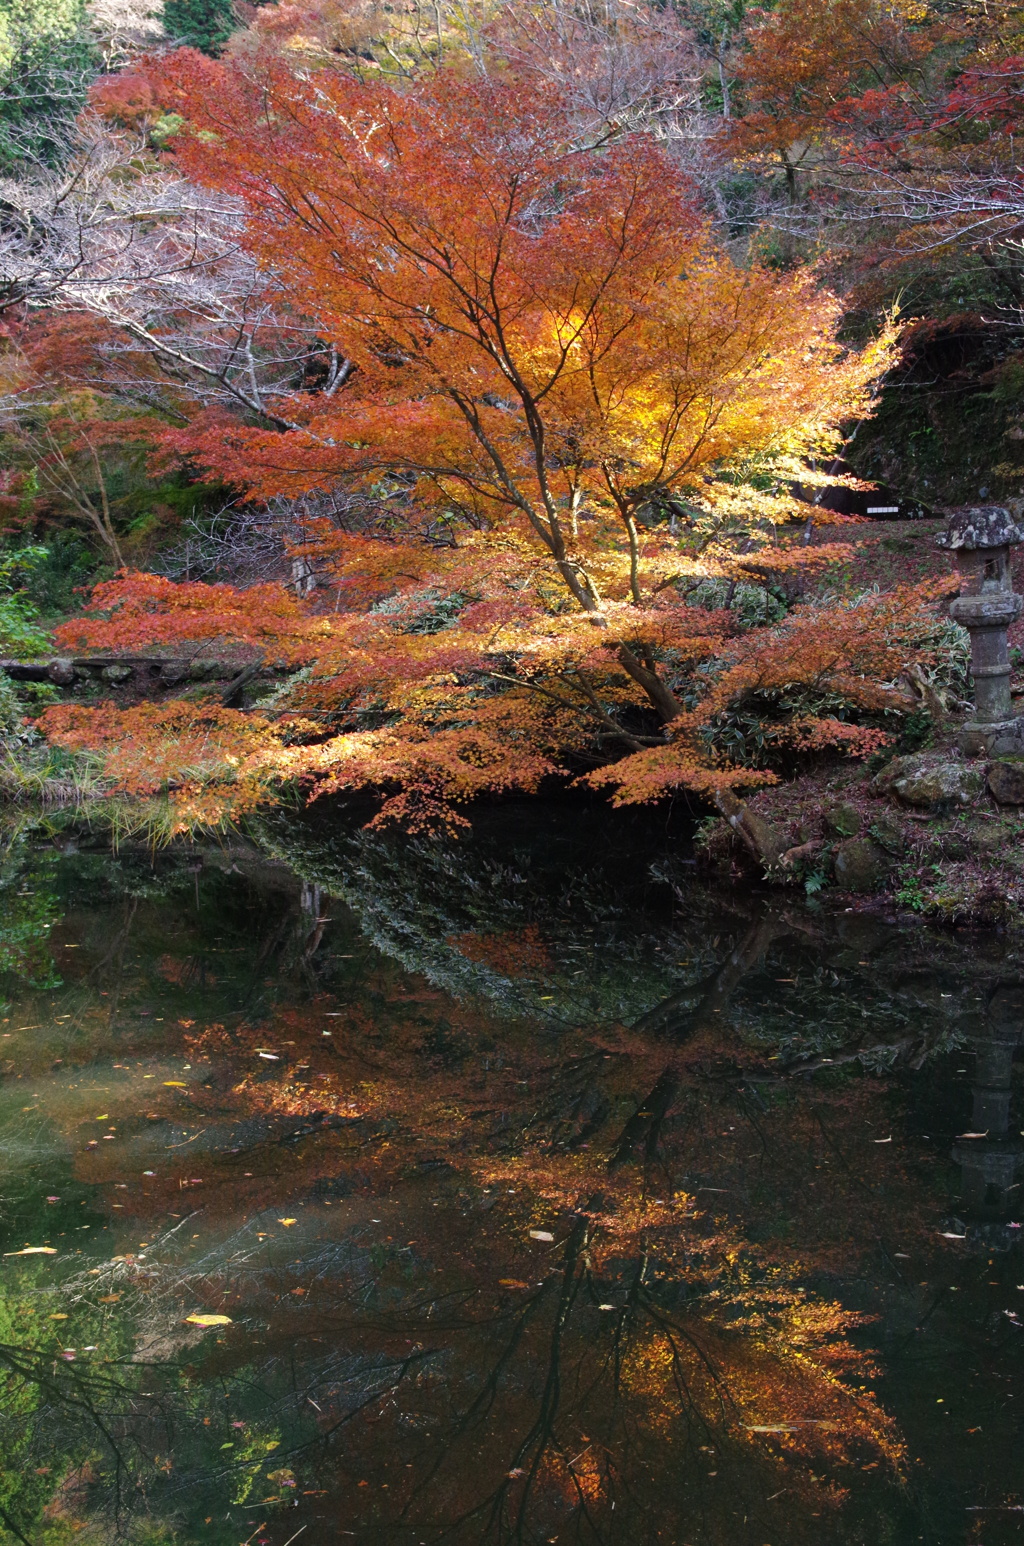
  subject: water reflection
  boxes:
[0,803,1020,1544]
[953,995,1024,1252]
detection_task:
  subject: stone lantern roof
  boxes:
[935,505,1024,550]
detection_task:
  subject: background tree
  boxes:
[163,0,236,56]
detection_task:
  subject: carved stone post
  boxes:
[937,505,1024,755]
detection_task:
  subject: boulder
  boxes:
[987,758,1024,805]
[101,663,133,683]
[823,802,861,838]
[834,837,892,893]
[868,815,905,855]
[46,657,75,686]
[892,762,983,810]
[971,824,1006,855]
[159,662,188,685]
[868,754,914,796]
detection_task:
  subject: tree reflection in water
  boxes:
[0,801,1019,1543]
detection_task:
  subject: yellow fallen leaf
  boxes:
[278,1218,297,1226]
[49,1313,68,1320]
[4,1247,57,1256]
[529,1230,554,1243]
[95,1114,108,1121]
[184,1313,233,1327]
[163,1081,186,1088]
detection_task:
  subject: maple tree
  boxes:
[34,47,937,830]
[726,0,942,197]
[726,0,1024,263]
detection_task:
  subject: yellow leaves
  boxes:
[184,1313,233,1326]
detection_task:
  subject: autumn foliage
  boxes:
[26,38,948,830]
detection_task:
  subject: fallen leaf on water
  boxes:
[278,1218,297,1226]
[178,1020,195,1028]
[184,1313,233,1327]
[258,1053,280,1061]
[49,1313,68,1320]
[163,1081,186,1088]
[957,1132,988,1139]
[529,1230,554,1243]
[98,1295,120,1303]
[499,1279,529,1289]
[4,1247,57,1256]
[873,1136,892,1144]
[939,1231,967,1240]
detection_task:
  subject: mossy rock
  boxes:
[868,816,905,855]
[988,758,1024,805]
[893,761,984,810]
[823,802,861,838]
[834,837,892,893]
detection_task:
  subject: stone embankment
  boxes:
[704,748,1024,925]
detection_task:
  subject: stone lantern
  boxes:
[937,505,1024,755]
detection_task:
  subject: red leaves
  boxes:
[54,572,310,660]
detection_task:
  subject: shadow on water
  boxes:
[0,798,1020,1545]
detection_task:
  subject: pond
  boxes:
[0,799,1021,1546]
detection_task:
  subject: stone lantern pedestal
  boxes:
[937,505,1024,756]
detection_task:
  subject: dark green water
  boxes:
[0,802,1021,1546]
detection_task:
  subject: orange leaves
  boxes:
[297,712,560,833]
[586,583,936,804]
[53,572,311,660]
[43,562,940,828]
[728,0,942,157]
[32,43,921,829]
[39,700,301,832]
[137,47,889,581]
